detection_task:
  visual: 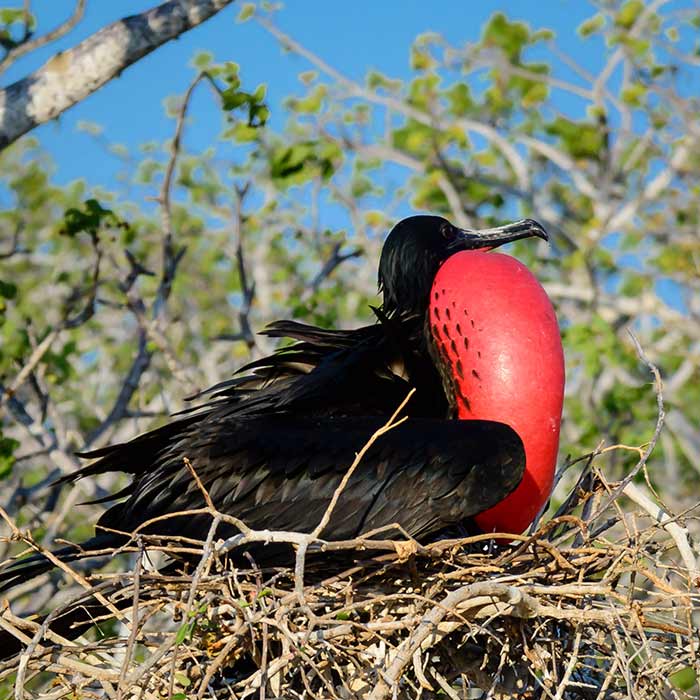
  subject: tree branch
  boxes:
[258,16,530,190]
[85,327,151,447]
[0,0,235,150]
[0,0,86,75]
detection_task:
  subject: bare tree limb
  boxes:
[0,329,60,407]
[85,70,207,445]
[0,224,25,259]
[622,481,699,586]
[258,16,531,191]
[0,0,235,150]
[231,184,257,349]
[308,242,362,294]
[85,327,150,447]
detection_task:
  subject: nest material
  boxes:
[1,374,698,699]
[1,462,698,700]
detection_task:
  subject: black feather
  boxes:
[1,214,546,659]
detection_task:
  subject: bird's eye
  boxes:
[440,223,454,240]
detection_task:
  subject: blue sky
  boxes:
[2,1,601,188]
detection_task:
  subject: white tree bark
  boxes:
[0,0,235,150]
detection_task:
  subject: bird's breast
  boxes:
[429,251,565,534]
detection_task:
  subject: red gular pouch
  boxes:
[429,251,565,535]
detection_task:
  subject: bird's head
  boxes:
[378,215,548,316]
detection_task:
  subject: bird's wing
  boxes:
[161,318,416,425]
[66,319,426,487]
[95,415,526,544]
[215,319,415,415]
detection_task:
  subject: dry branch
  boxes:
[0,0,235,150]
[0,1,86,75]
[2,431,698,699]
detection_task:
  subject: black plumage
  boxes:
[0,215,547,656]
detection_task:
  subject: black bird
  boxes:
[0,215,561,656]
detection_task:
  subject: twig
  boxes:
[310,389,414,540]
[622,481,699,587]
[86,327,151,446]
[553,628,582,700]
[0,0,86,75]
[231,183,257,349]
[117,538,145,700]
[594,332,665,516]
[308,242,363,294]
[1,328,61,407]
[0,224,25,259]
[0,0,236,150]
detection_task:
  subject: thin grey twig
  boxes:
[0,0,86,75]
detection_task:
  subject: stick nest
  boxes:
[1,464,698,700]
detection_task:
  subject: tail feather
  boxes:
[0,535,118,592]
[62,416,200,484]
[0,559,184,661]
[0,592,132,660]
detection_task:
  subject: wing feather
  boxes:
[95,416,525,545]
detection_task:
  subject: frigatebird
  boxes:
[0,215,564,654]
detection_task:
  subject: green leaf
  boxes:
[669,667,696,690]
[298,70,318,85]
[367,70,401,92]
[615,1,644,30]
[60,197,128,239]
[621,83,645,107]
[446,83,473,115]
[237,3,256,22]
[222,61,240,84]
[531,28,555,42]
[0,8,28,25]
[481,12,531,63]
[545,117,605,160]
[578,13,605,37]
[392,120,434,157]
[410,47,434,71]
[407,74,440,110]
[222,122,259,143]
[617,35,650,57]
[522,81,548,108]
[252,84,266,103]
[0,434,19,480]
[351,174,374,198]
[270,142,314,179]
[174,620,195,645]
[620,273,650,297]
[268,140,340,183]
[289,84,327,114]
[76,120,104,136]
[221,87,249,111]
[174,673,191,688]
[0,280,17,300]
[191,51,213,70]
[249,104,269,127]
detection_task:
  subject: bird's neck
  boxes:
[375,308,449,417]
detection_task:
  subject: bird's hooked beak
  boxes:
[449,219,549,252]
